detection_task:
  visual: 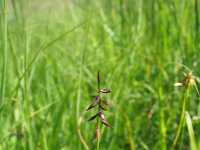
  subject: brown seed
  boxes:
[101,99,112,107]
[99,103,108,111]
[85,100,99,111]
[91,94,100,101]
[88,113,98,121]
[100,118,112,128]
[98,111,105,120]
[100,89,112,93]
[93,128,100,142]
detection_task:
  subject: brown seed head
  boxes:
[98,111,105,120]
[93,128,100,142]
[183,72,195,87]
[100,89,112,93]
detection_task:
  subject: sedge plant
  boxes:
[85,70,112,150]
[172,72,197,148]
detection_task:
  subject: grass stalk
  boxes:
[86,70,112,149]
[24,34,34,150]
[159,87,166,150]
[194,0,199,45]
[22,1,34,149]
[0,0,7,107]
[185,111,197,150]
[96,115,100,150]
[96,77,101,150]
[172,87,190,147]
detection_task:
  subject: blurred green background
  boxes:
[0,0,200,149]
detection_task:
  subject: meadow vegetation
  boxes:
[0,0,200,149]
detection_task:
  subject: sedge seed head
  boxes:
[183,72,195,87]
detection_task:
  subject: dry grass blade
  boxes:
[77,112,90,150]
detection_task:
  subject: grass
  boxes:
[0,0,200,149]
[185,111,197,150]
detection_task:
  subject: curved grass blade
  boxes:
[185,111,197,150]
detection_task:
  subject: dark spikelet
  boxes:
[85,100,99,111]
[88,113,98,121]
[101,99,112,107]
[98,111,105,120]
[97,70,100,93]
[99,103,108,111]
[95,94,100,101]
[91,94,100,101]
[93,128,100,142]
[84,69,113,143]
[100,118,112,128]
[100,89,112,93]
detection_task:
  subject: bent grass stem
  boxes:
[172,87,190,147]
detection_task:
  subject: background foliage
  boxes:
[0,0,200,149]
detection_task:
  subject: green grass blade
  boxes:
[0,0,7,107]
[185,111,197,150]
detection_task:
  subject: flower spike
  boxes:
[85,69,113,143]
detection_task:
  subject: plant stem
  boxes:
[194,0,199,45]
[0,0,7,107]
[172,87,190,147]
[96,69,101,150]
[96,118,100,150]
[159,87,166,150]
[96,100,101,150]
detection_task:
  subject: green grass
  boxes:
[0,0,200,149]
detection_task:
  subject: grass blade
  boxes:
[0,0,7,108]
[185,111,197,150]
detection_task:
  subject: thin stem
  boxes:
[194,0,199,45]
[0,0,7,107]
[172,87,190,147]
[96,107,100,150]
[97,69,100,93]
[96,70,101,150]
[158,87,166,150]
